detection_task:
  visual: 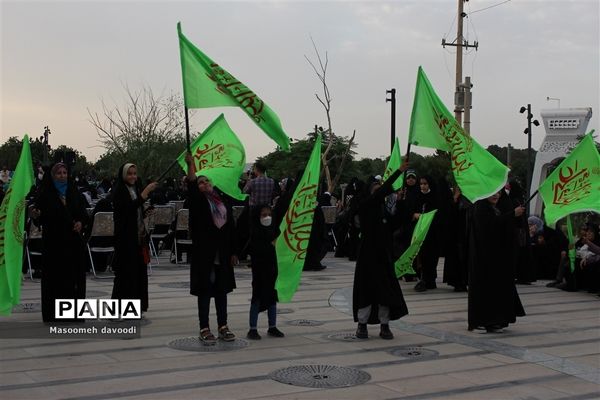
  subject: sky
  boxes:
[1,0,598,164]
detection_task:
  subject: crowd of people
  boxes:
[14,153,600,340]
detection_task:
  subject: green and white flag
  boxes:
[275,135,322,302]
[383,137,404,191]
[395,209,437,278]
[177,114,247,201]
[177,22,291,151]
[539,131,600,228]
[0,136,34,315]
[408,66,509,202]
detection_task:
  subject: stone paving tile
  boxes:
[2,254,599,399]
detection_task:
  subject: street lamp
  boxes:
[386,89,396,152]
[519,104,540,210]
[40,126,51,165]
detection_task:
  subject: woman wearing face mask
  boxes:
[468,191,526,333]
[32,163,88,322]
[185,153,237,343]
[246,205,285,340]
[111,163,158,314]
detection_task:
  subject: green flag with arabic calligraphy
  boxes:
[539,131,600,228]
[275,135,322,302]
[408,66,509,202]
[0,136,34,315]
[394,209,437,278]
[177,22,291,151]
[177,114,247,201]
[383,137,404,191]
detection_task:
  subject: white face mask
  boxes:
[260,216,272,227]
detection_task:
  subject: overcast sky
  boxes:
[1,0,598,164]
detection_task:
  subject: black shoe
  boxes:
[267,327,285,337]
[556,282,577,292]
[355,323,368,339]
[379,324,394,340]
[485,325,504,333]
[414,281,427,292]
[246,329,261,340]
[546,280,561,288]
[425,282,437,289]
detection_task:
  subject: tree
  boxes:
[88,84,188,179]
[305,39,356,193]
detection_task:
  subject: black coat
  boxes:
[35,179,88,322]
[352,169,408,323]
[248,213,279,311]
[111,175,149,311]
[468,199,526,330]
[187,180,236,297]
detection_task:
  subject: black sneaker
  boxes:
[546,280,561,288]
[414,281,427,292]
[379,324,394,340]
[355,323,368,339]
[246,329,261,340]
[267,327,285,338]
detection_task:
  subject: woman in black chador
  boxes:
[185,153,237,343]
[468,191,526,333]
[33,163,88,322]
[111,163,157,313]
[353,162,409,340]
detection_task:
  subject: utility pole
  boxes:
[442,0,478,129]
[507,143,512,167]
[386,88,396,152]
[42,126,51,165]
[462,76,472,135]
[520,104,540,213]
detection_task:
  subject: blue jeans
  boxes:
[249,301,276,329]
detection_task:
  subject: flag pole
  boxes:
[156,159,180,184]
[184,106,191,152]
[523,189,539,206]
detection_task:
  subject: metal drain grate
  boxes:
[389,346,439,359]
[286,319,324,326]
[159,282,190,289]
[277,308,294,314]
[269,365,371,388]
[13,302,41,313]
[325,332,364,342]
[167,336,248,352]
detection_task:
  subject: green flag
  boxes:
[408,66,509,202]
[0,136,34,315]
[566,215,576,273]
[275,135,322,302]
[395,209,437,278]
[177,114,247,201]
[383,137,404,191]
[177,22,291,151]
[539,131,600,228]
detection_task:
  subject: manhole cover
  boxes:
[308,276,335,281]
[86,290,108,297]
[167,336,248,352]
[269,365,371,388]
[277,308,294,314]
[13,302,41,313]
[159,282,190,289]
[390,346,439,359]
[326,332,364,342]
[286,319,324,326]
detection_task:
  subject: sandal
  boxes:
[199,328,216,343]
[218,325,236,342]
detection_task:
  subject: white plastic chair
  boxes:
[87,212,115,278]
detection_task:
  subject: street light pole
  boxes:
[386,88,396,152]
[42,126,51,165]
[520,104,539,214]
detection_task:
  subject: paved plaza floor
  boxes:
[1,254,599,400]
